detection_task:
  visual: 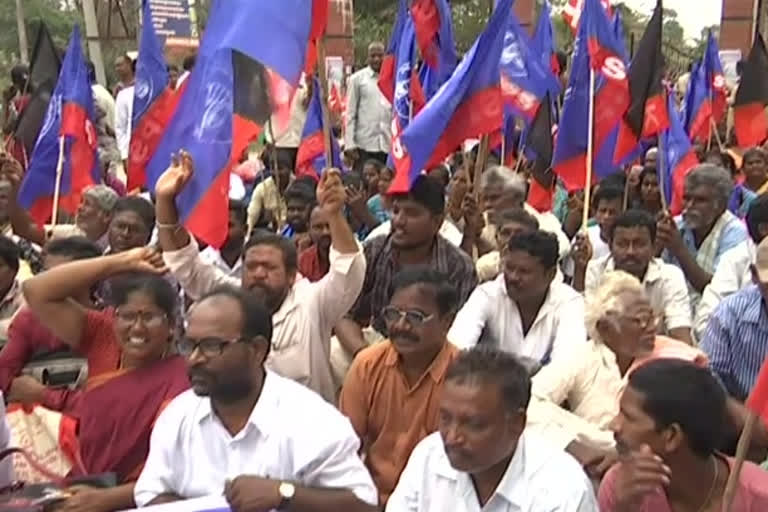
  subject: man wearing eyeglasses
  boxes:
[154,154,365,403]
[134,286,378,511]
[339,266,458,506]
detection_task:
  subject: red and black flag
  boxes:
[734,34,768,148]
[527,93,556,212]
[613,0,668,165]
[11,22,61,167]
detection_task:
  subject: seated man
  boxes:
[156,158,364,403]
[386,348,597,511]
[448,231,585,365]
[334,175,476,379]
[700,249,768,402]
[281,181,316,246]
[0,236,22,341]
[475,208,539,283]
[199,200,246,278]
[657,164,748,309]
[599,359,768,511]
[575,210,693,343]
[527,271,706,478]
[297,204,332,282]
[340,267,459,504]
[1,236,102,412]
[695,196,768,338]
[134,286,377,510]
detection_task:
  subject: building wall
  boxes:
[720,0,757,56]
[327,0,355,68]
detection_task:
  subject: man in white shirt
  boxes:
[344,43,391,168]
[115,84,134,163]
[479,167,571,261]
[386,348,597,512]
[695,196,768,338]
[155,156,365,403]
[574,210,693,344]
[199,200,246,279]
[134,286,378,510]
[448,230,585,365]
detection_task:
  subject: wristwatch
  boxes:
[277,482,296,509]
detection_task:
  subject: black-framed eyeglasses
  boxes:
[381,306,434,327]
[176,337,248,358]
[115,309,167,328]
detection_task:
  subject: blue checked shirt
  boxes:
[700,285,768,401]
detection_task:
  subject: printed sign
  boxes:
[148,0,199,48]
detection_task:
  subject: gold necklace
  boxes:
[696,456,719,512]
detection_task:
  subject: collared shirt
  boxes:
[246,176,289,234]
[700,285,768,401]
[351,235,477,335]
[134,371,378,507]
[339,341,458,504]
[695,238,756,339]
[527,337,707,452]
[447,276,586,364]
[344,67,391,153]
[199,246,242,279]
[585,256,692,333]
[114,86,134,160]
[0,281,24,342]
[386,432,598,512]
[163,241,366,403]
[598,456,768,512]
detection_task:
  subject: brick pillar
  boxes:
[327,0,355,69]
[721,0,758,57]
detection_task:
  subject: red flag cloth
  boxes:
[747,357,768,428]
[303,0,329,75]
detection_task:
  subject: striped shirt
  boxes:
[700,285,768,401]
[350,234,477,335]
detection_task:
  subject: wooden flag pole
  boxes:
[657,129,669,211]
[710,117,725,152]
[51,135,66,226]
[583,68,596,232]
[316,38,334,168]
[473,135,491,197]
[722,412,759,511]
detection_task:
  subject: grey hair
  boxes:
[684,164,734,208]
[368,41,385,51]
[480,166,526,196]
[585,271,645,344]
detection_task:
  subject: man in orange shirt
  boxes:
[339,266,459,504]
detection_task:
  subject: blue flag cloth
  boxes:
[296,77,344,178]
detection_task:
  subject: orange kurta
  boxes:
[339,341,458,504]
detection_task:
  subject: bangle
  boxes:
[156,222,180,231]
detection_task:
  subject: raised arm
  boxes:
[154,152,194,252]
[1,155,45,246]
[21,248,166,348]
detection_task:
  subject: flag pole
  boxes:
[316,38,334,168]
[473,135,490,196]
[722,412,759,511]
[657,132,669,210]
[583,68,596,232]
[710,117,725,152]
[51,135,66,226]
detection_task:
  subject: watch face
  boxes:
[279,482,296,500]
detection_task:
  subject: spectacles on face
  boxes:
[176,336,248,358]
[115,309,167,328]
[381,306,434,327]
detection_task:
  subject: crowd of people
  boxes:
[0,39,767,512]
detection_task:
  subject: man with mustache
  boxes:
[598,359,768,511]
[134,286,378,510]
[657,164,747,310]
[339,267,459,505]
[154,154,364,403]
[577,210,693,344]
[297,205,332,282]
[448,230,585,366]
[387,348,597,511]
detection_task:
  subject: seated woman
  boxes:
[21,248,189,511]
[526,271,706,478]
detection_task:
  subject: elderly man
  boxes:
[479,166,571,261]
[5,153,117,250]
[155,154,365,403]
[345,42,391,169]
[386,348,597,511]
[527,271,706,479]
[657,164,748,308]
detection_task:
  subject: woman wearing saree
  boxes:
[21,247,189,512]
